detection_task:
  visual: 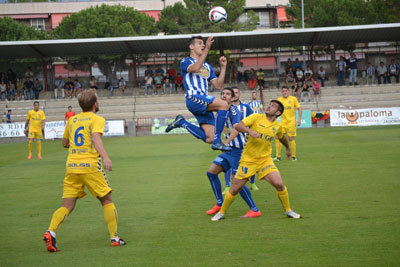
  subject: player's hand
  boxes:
[248,130,260,139]
[205,36,214,51]
[103,158,112,171]
[286,148,292,159]
[219,56,227,68]
[24,129,28,137]
[297,119,301,126]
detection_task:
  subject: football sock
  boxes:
[250,175,255,184]
[220,191,236,215]
[239,185,259,212]
[290,140,296,158]
[48,207,70,232]
[180,119,206,142]
[103,203,118,238]
[37,140,42,155]
[28,140,33,155]
[224,169,232,187]
[275,139,281,158]
[277,186,291,212]
[213,110,228,144]
[207,172,223,206]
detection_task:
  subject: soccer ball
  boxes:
[209,7,227,24]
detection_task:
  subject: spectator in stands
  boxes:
[248,68,257,90]
[387,59,399,83]
[54,76,65,99]
[0,80,6,101]
[167,65,176,81]
[365,62,375,85]
[293,58,302,70]
[286,58,293,72]
[154,72,163,95]
[300,82,311,102]
[295,66,304,86]
[23,77,34,100]
[7,69,17,86]
[64,77,74,98]
[109,74,119,97]
[256,68,265,89]
[24,67,34,80]
[286,66,295,88]
[64,106,75,125]
[74,79,82,96]
[144,72,154,96]
[336,56,347,86]
[163,72,173,94]
[237,62,247,83]
[155,65,165,78]
[228,59,237,84]
[145,65,154,77]
[317,66,328,87]
[214,63,221,77]
[6,109,13,123]
[89,76,98,89]
[348,53,358,85]
[33,78,43,100]
[174,72,183,93]
[377,62,388,85]
[7,80,16,101]
[17,78,24,100]
[118,77,126,95]
[291,81,301,100]
[311,79,321,101]
[304,65,313,85]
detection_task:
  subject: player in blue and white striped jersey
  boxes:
[165,36,231,151]
[247,91,263,114]
[205,87,260,218]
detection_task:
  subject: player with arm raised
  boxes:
[165,36,231,151]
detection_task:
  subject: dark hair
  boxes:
[281,86,289,90]
[270,100,284,117]
[222,87,235,97]
[68,106,72,108]
[189,36,203,46]
[33,101,39,105]
[8,109,11,113]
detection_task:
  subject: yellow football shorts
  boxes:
[282,122,296,137]
[235,158,279,181]
[28,131,43,139]
[62,171,112,199]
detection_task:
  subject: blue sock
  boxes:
[225,169,232,187]
[207,172,223,206]
[213,110,228,144]
[239,185,259,212]
[250,175,255,184]
[180,119,206,142]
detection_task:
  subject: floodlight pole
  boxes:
[302,0,306,69]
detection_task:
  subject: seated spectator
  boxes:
[54,76,65,99]
[118,78,126,95]
[317,66,328,87]
[387,59,399,84]
[237,62,247,83]
[17,78,24,100]
[175,72,184,93]
[365,62,375,85]
[23,77,34,100]
[300,83,311,102]
[256,68,265,88]
[377,62,388,84]
[228,60,237,83]
[163,73,173,94]
[109,74,119,97]
[295,66,304,85]
[74,79,82,96]
[167,65,176,81]
[7,69,17,86]
[291,81,301,100]
[144,73,154,96]
[155,65,165,78]
[7,80,16,101]
[248,68,257,90]
[154,72,163,95]
[64,106,76,124]
[33,78,43,99]
[293,58,302,70]
[0,80,6,101]
[286,67,295,88]
[311,79,321,101]
[64,77,74,98]
[145,65,154,77]
[24,67,33,80]
[89,76,98,89]
[304,65,313,85]
[6,109,13,123]
[286,58,293,72]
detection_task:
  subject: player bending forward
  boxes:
[212,100,302,221]
[42,89,126,252]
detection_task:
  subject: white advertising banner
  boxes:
[0,123,25,138]
[103,120,125,137]
[330,107,400,127]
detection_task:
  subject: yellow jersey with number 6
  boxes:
[63,112,105,173]
[26,110,46,132]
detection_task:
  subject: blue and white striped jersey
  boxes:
[224,103,251,149]
[235,101,254,118]
[247,100,263,114]
[180,57,217,98]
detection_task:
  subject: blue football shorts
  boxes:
[212,147,243,174]
[186,94,215,125]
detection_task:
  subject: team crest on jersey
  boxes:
[198,66,210,78]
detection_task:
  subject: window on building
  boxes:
[30,18,45,31]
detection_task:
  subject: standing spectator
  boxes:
[24,67,34,80]
[109,74,119,97]
[163,73,173,94]
[365,62,375,85]
[17,78,24,100]
[154,72,163,95]
[155,65,165,78]
[293,58,302,70]
[336,56,347,86]
[317,66,328,87]
[89,76,98,89]
[0,80,6,101]
[377,62,388,85]
[295,66,304,86]
[54,76,65,99]
[286,58,293,72]
[7,80,16,101]
[145,65,154,77]
[174,72,183,93]
[6,109,13,123]
[247,91,263,114]
[64,77,74,98]
[286,67,295,88]
[74,79,82,96]
[387,59,399,83]
[237,62,247,83]
[304,65,313,85]
[248,68,257,90]
[256,68,265,89]
[311,79,321,101]
[118,77,126,95]
[7,69,17,86]
[64,106,75,124]
[33,79,43,99]
[348,53,358,85]
[24,77,34,100]
[144,73,154,96]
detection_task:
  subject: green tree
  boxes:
[157,0,259,34]
[0,16,47,41]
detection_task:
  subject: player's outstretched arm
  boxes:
[234,121,259,139]
[224,127,240,146]
[278,135,292,159]
[92,132,112,171]
[212,56,227,90]
[188,36,214,73]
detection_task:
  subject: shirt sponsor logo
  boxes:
[68,163,90,167]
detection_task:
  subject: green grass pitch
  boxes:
[0,125,399,266]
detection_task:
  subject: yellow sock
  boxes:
[28,140,33,155]
[220,191,236,215]
[290,140,296,158]
[103,203,118,238]
[48,207,70,232]
[37,141,42,156]
[275,139,281,158]
[277,186,291,212]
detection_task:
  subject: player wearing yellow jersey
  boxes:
[274,86,302,161]
[24,101,45,160]
[42,89,126,252]
[211,100,301,221]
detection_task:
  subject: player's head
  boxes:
[281,86,290,98]
[266,100,284,118]
[189,36,204,56]
[221,87,235,104]
[68,105,72,111]
[33,101,39,111]
[8,109,11,114]
[251,91,257,100]
[78,89,98,113]
[232,86,240,103]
